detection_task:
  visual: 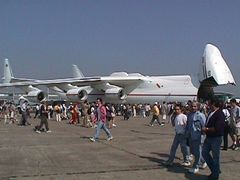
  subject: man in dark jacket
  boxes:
[35,99,51,133]
[202,98,226,180]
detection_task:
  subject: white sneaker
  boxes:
[46,130,52,133]
[112,124,117,127]
[182,161,191,167]
[35,130,41,134]
[107,137,113,141]
[188,168,199,174]
[90,137,96,142]
[188,154,194,161]
[200,162,207,169]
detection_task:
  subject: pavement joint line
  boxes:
[130,129,171,136]
[3,165,164,179]
[100,140,142,157]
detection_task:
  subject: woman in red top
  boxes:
[90,98,113,142]
[70,104,78,125]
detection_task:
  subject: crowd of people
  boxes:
[0,97,240,180]
[162,98,240,180]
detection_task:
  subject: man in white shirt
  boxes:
[164,104,190,167]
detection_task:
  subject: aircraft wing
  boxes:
[0,77,100,87]
[0,76,145,90]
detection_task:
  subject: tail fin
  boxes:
[72,64,84,78]
[3,59,14,83]
[197,43,236,101]
[199,44,235,86]
[2,59,35,83]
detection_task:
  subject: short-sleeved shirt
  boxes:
[174,113,187,134]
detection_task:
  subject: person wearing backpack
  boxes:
[35,99,51,133]
[90,98,113,142]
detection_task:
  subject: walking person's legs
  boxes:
[102,123,113,140]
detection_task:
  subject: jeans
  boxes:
[94,121,112,140]
[189,138,205,168]
[202,136,222,178]
[168,134,189,163]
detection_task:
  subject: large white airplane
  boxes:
[0,43,236,104]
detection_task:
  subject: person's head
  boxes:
[187,100,192,106]
[96,98,103,106]
[174,104,182,115]
[208,97,222,110]
[230,98,237,107]
[191,101,200,112]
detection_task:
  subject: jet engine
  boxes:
[66,88,88,101]
[105,87,127,100]
[27,90,45,102]
[19,96,29,106]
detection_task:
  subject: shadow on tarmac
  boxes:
[139,152,208,180]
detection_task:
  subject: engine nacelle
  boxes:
[66,88,88,102]
[27,90,45,102]
[105,87,127,100]
[19,96,29,106]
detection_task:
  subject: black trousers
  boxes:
[150,115,161,125]
[223,124,230,149]
[21,112,28,125]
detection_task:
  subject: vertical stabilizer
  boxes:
[72,64,84,78]
[197,43,236,101]
[3,59,14,83]
[199,44,235,86]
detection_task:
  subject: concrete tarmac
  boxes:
[0,115,239,180]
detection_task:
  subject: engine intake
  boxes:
[105,88,127,100]
[27,90,45,102]
[66,88,88,102]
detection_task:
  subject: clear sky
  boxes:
[0,0,239,96]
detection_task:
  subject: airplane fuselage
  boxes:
[83,75,198,104]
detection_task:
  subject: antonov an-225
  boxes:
[1,43,236,104]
